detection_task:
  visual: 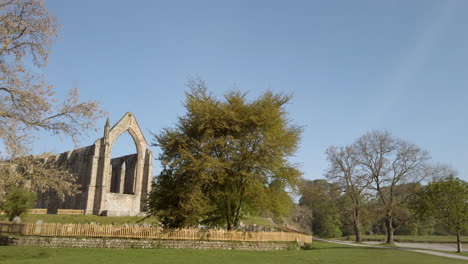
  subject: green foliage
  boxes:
[319,215,343,238]
[413,176,468,236]
[1,187,36,221]
[396,217,436,236]
[299,179,342,237]
[148,81,302,229]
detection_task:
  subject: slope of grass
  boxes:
[338,235,468,243]
[0,241,466,264]
[240,217,275,227]
[10,214,275,228]
[12,214,159,225]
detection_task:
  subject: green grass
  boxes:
[2,214,276,229]
[240,217,275,227]
[10,214,275,228]
[338,235,468,243]
[0,241,465,264]
[14,214,158,225]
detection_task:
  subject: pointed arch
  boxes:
[108,112,148,155]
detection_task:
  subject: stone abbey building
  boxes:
[36,113,153,216]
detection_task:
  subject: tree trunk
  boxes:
[457,231,462,253]
[226,215,232,231]
[353,208,362,242]
[385,216,394,244]
[225,197,232,231]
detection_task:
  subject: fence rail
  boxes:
[27,209,47,215]
[0,223,312,243]
[57,209,84,215]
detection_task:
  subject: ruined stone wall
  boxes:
[104,192,141,216]
[109,154,137,194]
[33,113,153,216]
[35,145,95,213]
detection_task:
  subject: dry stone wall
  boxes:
[0,236,296,250]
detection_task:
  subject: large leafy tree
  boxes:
[149,80,302,230]
[413,176,468,253]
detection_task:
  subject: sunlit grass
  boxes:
[0,241,466,264]
[8,214,158,225]
[338,235,468,243]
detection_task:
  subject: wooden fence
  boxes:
[0,223,312,243]
[27,209,47,215]
[57,209,84,215]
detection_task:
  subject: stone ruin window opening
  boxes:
[110,131,138,195]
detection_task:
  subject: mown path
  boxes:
[314,238,468,261]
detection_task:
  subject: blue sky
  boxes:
[31,0,468,180]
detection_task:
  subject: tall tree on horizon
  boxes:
[325,145,371,242]
[355,130,430,244]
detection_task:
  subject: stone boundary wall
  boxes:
[0,236,297,250]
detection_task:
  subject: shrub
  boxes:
[1,187,36,221]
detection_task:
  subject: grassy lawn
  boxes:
[240,217,275,227]
[1,214,279,229]
[0,241,466,264]
[12,214,158,225]
[6,215,276,228]
[338,235,468,243]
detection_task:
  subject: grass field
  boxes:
[240,217,275,227]
[338,235,468,243]
[0,241,465,264]
[14,214,158,225]
[8,214,277,228]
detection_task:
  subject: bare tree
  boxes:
[355,131,430,244]
[325,145,371,242]
[0,1,103,206]
[291,205,313,234]
[0,154,77,203]
[0,0,103,158]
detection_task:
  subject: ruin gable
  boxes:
[35,112,153,216]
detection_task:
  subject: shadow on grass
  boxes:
[0,251,51,262]
[305,245,389,251]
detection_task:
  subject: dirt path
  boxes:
[314,238,468,261]
[364,240,467,252]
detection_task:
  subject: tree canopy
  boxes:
[148,80,302,230]
[354,131,429,244]
[299,179,342,238]
[0,0,103,158]
[0,0,103,206]
[325,145,370,242]
[413,176,468,252]
[320,131,431,243]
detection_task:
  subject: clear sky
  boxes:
[31,0,468,181]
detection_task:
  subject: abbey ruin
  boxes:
[36,113,153,216]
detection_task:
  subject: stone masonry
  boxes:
[36,113,153,216]
[0,236,295,250]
